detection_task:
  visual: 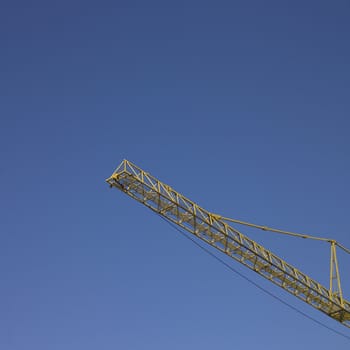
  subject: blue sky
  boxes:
[1,0,350,348]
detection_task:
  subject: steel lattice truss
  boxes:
[107,159,350,328]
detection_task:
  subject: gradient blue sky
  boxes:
[1,1,350,349]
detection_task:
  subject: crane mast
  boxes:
[106,159,350,328]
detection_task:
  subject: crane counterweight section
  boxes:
[106,159,350,328]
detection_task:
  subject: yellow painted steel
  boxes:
[213,216,348,302]
[106,159,350,328]
[330,241,344,306]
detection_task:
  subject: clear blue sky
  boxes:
[1,1,350,348]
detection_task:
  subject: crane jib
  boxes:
[106,159,350,328]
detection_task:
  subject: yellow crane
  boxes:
[106,159,350,328]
